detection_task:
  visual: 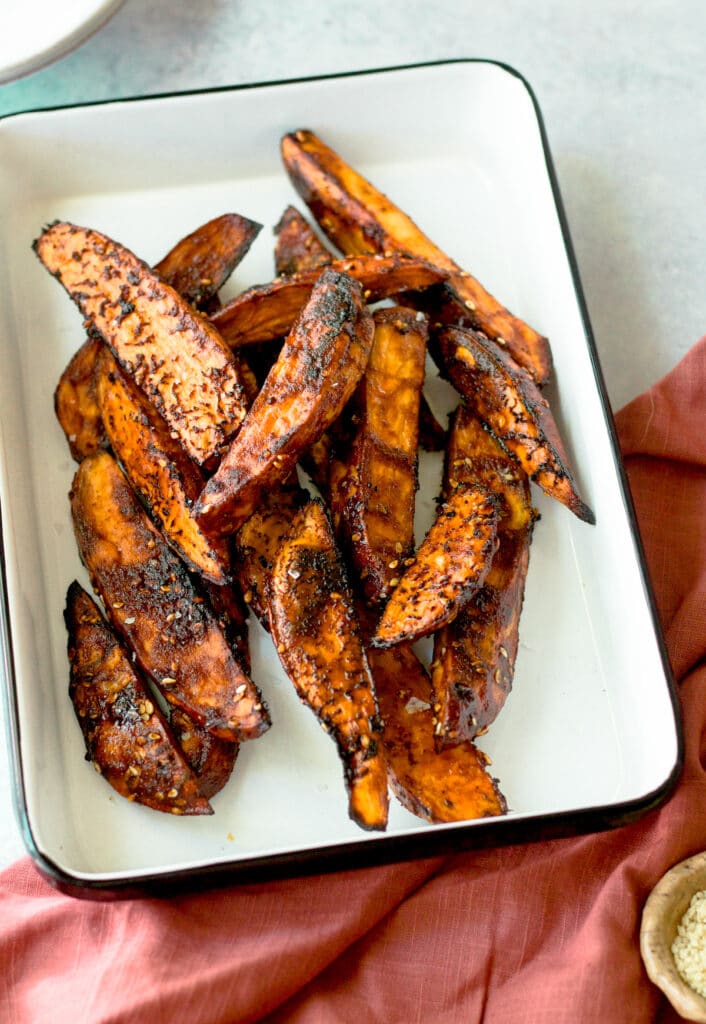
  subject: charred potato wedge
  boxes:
[366,639,506,822]
[35,221,247,467]
[329,306,427,604]
[154,212,262,309]
[274,205,333,276]
[281,128,552,387]
[432,325,594,523]
[233,482,306,627]
[209,252,446,349]
[70,451,270,742]
[96,347,231,585]
[54,334,109,462]
[65,581,212,815]
[372,487,499,648]
[268,499,389,831]
[195,268,374,535]
[169,706,239,800]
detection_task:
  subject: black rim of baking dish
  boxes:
[0,58,683,900]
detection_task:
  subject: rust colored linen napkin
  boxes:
[3,338,706,1023]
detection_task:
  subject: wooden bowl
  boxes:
[641,851,706,1021]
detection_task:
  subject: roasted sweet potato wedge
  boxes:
[65,581,212,815]
[281,128,552,387]
[96,347,231,585]
[274,205,333,276]
[154,212,262,309]
[233,482,306,627]
[432,325,595,523]
[372,487,500,648]
[199,577,251,673]
[329,306,427,604]
[169,706,238,800]
[268,499,389,831]
[70,451,270,742]
[366,640,506,822]
[35,221,248,467]
[195,268,374,535]
[209,252,446,349]
[54,334,108,461]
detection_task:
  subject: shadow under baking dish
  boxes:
[0,60,680,896]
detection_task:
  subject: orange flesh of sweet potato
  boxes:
[35,221,247,467]
[268,500,389,831]
[365,639,506,822]
[372,487,500,648]
[209,252,446,348]
[274,205,333,276]
[96,347,232,585]
[280,129,552,387]
[54,334,109,462]
[169,706,238,800]
[195,268,374,535]
[431,407,534,746]
[433,325,594,523]
[199,578,251,673]
[329,306,427,604]
[70,451,270,742]
[64,581,212,815]
[154,212,262,309]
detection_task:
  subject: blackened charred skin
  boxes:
[64,581,212,815]
[431,325,595,524]
[69,451,270,743]
[268,499,389,831]
[194,269,375,536]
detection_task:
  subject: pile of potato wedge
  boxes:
[38,129,593,831]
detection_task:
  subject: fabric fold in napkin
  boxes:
[3,337,706,1023]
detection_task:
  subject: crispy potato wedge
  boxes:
[431,408,534,745]
[35,221,247,467]
[154,212,262,309]
[195,268,374,535]
[169,706,238,800]
[70,451,270,742]
[268,499,388,831]
[96,347,231,585]
[432,325,594,523]
[372,486,499,648]
[233,482,306,627]
[366,639,506,822]
[64,581,212,815]
[329,306,427,604]
[281,128,552,387]
[209,252,446,348]
[274,205,332,276]
[54,334,109,461]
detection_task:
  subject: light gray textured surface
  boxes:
[0,0,703,868]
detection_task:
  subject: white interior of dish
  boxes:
[0,62,678,882]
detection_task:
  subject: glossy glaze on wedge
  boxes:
[35,221,247,467]
[96,347,231,584]
[154,212,261,309]
[281,128,552,386]
[329,306,427,604]
[432,408,534,745]
[195,268,374,535]
[54,335,108,461]
[274,205,333,276]
[373,487,499,648]
[169,706,238,800]
[366,639,506,822]
[268,500,389,831]
[70,452,269,742]
[209,252,445,348]
[65,581,212,815]
[432,325,594,523]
